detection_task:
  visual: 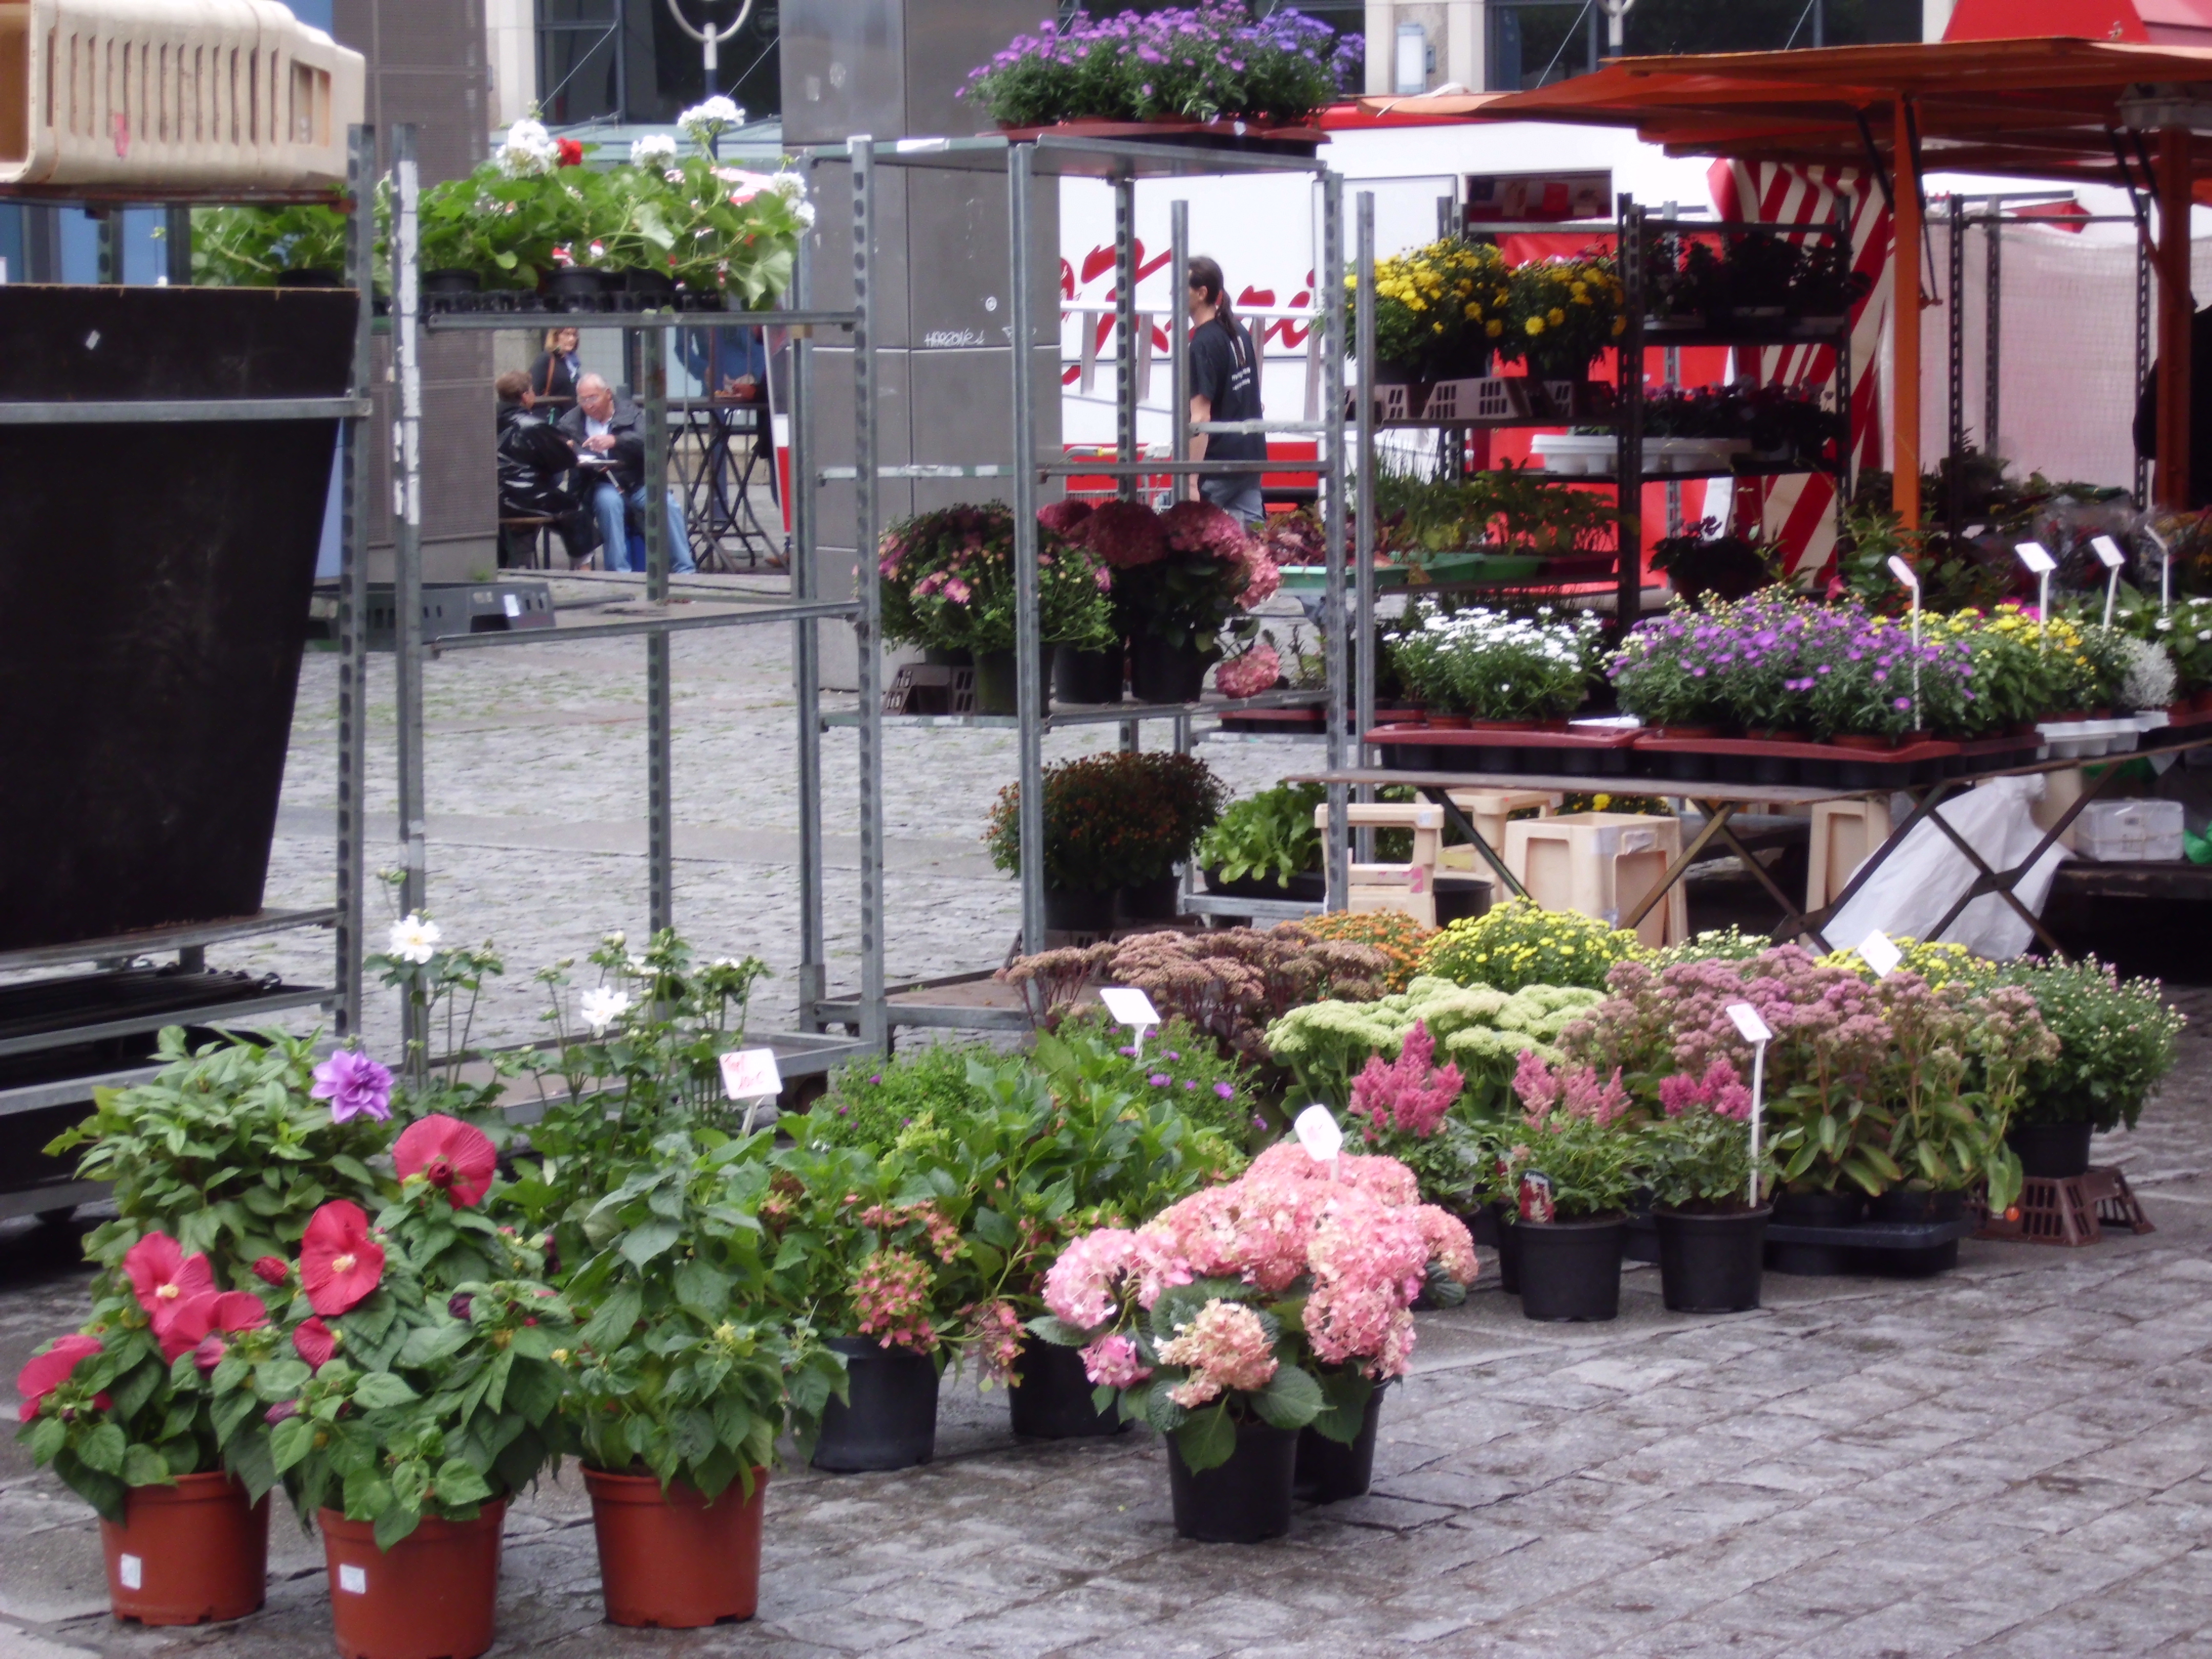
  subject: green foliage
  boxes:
[1049,1012,1260,1145]
[1372,459,1618,560]
[985,751,1227,891]
[1193,782,1324,888]
[810,1043,994,1152]
[1486,1114,1644,1220]
[1417,899,1643,995]
[190,203,351,284]
[1643,1107,1761,1211]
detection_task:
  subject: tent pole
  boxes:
[1891,96,1921,530]
[2157,125,2194,510]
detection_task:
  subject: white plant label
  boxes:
[1857,930,1903,977]
[2091,535,2126,570]
[502,591,522,618]
[1293,1104,1344,1162]
[118,1555,142,1590]
[1098,987,1161,1033]
[1725,1003,1774,1045]
[2014,542,2056,575]
[337,1564,368,1595]
[1886,555,1920,591]
[718,1047,781,1102]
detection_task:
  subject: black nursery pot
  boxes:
[972,646,1055,716]
[1293,1386,1386,1503]
[1043,885,1117,934]
[421,268,482,296]
[1116,874,1182,923]
[1008,1338,1125,1440]
[1131,635,1214,704]
[1515,1215,1625,1322]
[812,1337,940,1472]
[1054,646,1125,705]
[1866,1187,1968,1224]
[1654,1206,1771,1314]
[547,266,610,307]
[1486,1203,1522,1296]
[1167,1420,1298,1543]
[2008,1121,2095,1180]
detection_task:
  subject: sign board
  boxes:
[1466,170,1611,223]
[2091,535,2126,570]
[1098,987,1161,1033]
[1293,1104,1344,1162]
[2015,542,2056,575]
[718,1047,781,1102]
[1726,1003,1774,1045]
[1857,930,1903,977]
[1887,556,1920,591]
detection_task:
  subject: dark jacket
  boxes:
[2133,305,2212,509]
[496,399,595,559]
[528,348,583,408]
[557,396,648,494]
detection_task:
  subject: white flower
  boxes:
[388,913,442,965]
[2120,636,2178,710]
[630,133,678,166]
[602,930,627,949]
[791,199,817,229]
[495,118,559,178]
[580,987,632,1035]
[768,171,807,204]
[625,954,650,976]
[678,96,745,146]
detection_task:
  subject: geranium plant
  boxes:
[1032,1142,1475,1470]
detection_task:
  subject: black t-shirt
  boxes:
[1189,314,1265,462]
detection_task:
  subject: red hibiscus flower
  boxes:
[292,1316,338,1371]
[556,137,584,167]
[394,1116,498,1209]
[17,1334,102,1421]
[154,1290,270,1365]
[122,1233,214,1321]
[251,1257,290,1286]
[300,1201,385,1316]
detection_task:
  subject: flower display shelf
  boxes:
[990,119,1325,158]
[1973,1166,2155,1248]
[1630,733,1961,789]
[1948,734,2048,776]
[1364,722,1641,777]
[421,287,750,317]
[1759,1215,1980,1279]
[2142,701,2212,749]
[1221,705,1420,734]
[1279,553,1550,592]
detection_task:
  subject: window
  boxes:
[535,0,778,127]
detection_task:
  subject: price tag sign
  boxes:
[1887,556,1920,591]
[1963,523,1986,539]
[1098,986,1161,1033]
[718,1047,781,1102]
[1725,1002,1774,1045]
[1293,1103,1344,1162]
[2091,535,2126,570]
[337,1563,368,1594]
[118,1555,143,1590]
[2015,542,2056,575]
[1857,930,1903,977]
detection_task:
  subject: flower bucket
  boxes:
[973,646,1055,716]
[321,1502,504,1659]
[2008,1121,2094,1180]
[1293,1384,1386,1503]
[584,1467,765,1628]
[1515,1215,1625,1322]
[1054,646,1124,705]
[100,1472,268,1625]
[1008,1335,1126,1439]
[1131,636,1215,704]
[1166,1419,1298,1543]
[812,1337,939,1473]
[1653,1206,1770,1314]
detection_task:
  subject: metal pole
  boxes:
[163,205,192,286]
[1984,203,2001,471]
[1354,192,1377,803]
[1011,144,1047,954]
[1114,175,1139,500]
[1615,195,1645,625]
[2137,198,2154,510]
[1322,171,1349,913]
[391,125,428,1064]
[95,210,119,284]
[1835,193,1853,548]
[644,320,673,935]
[852,138,886,1049]
[1946,194,1964,536]
[335,123,373,1037]
[1892,100,1923,529]
[1662,200,1682,538]
[1171,201,1190,473]
[792,161,825,1030]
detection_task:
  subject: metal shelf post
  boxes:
[390,125,429,1063]
[644,320,674,933]
[1354,190,1377,799]
[336,123,374,1035]
[852,138,886,1049]
[1010,143,1047,954]
[792,167,826,1031]
[1322,169,1349,911]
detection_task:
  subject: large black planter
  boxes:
[547,267,610,308]
[972,647,1056,716]
[1293,1385,1385,1503]
[1131,636,1215,704]
[1117,874,1182,923]
[1487,1203,1522,1296]
[1515,1216,1625,1322]
[1767,1187,1865,1275]
[1866,1187,1968,1224]
[812,1337,939,1472]
[1054,646,1125,705]
[1008,1337,1125,1439]
[1043,885,1117,934]
[1201,867,1326,904]
[1654,1207,1771,1314]
[2008,1121,2095,1180]
[1166,1420,1298,1543]
[0,286,353,952]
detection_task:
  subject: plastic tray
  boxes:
[1630,733,1961,789]
[1364,722,1642,777]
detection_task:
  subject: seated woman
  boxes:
[494,370,595,569]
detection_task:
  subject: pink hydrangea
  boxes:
[1349,1020,1463,1141]
[1158,499,1252,561]
[1237,547,1282,608]
[1215,642,1281,699]
[1037,499,1092,534]
[966,1300,1025,1387]
[1414,1205,1478,1286]
[1076,499,1168,569]
[1303,1188,1430,1371]
[1156,1300,1278,1407]
[1081,1332,1152,1389]
[852,1247,936,1353]
[1043,1227,1136,1330]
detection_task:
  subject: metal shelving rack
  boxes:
[0,131,382,1215]
[368,126,885,1067]
[803,133,1355,1035]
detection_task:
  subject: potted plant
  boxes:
[1651,519,1783,606]
[1643,1068,1770,1313]
[1494,1054,1642,1321]
[1383,603,1601,727]
[27,1028,399,1625]
[877,502,1117,714]
[270,1119,572,1659]
[985,750,1227,931]
[1034,1140,1476,1540]
[1502,254,1624,380]
[1364,237,1511,388]
[1415,897,1641,994]
[189,202,352,287]
[1193,781,1327,900]
[1075,500,1281,702]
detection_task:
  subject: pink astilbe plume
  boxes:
[1349,1019,1463,1141]
[1657,1057,1754,1121]
[1513,1050,1629,1127]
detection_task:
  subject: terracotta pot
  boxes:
[1651,724,1719,740]
[101,1472,268,1625]
[585,1466,766,1628]
[321,1502,504,1659]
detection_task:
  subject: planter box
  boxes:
[1630,733,1960,789]
[1760,1215,1977,1278]
[992,118,1325,158]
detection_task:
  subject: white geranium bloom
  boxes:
[580,987,632,1034]
[768,171,806,203]
[678,96,745,146]
[388,913,442,965]
[495,118,559,178]
[630,133,678,166]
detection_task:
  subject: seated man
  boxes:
[555,372,695,575]
[494,369,596,569]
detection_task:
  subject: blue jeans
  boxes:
[589,480,694,573]
[1199,474,1264,525]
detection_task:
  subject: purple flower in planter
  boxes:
[311,1049,393,1124]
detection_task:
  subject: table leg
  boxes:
[1919,804,2071,956]
[1795,781,1958,944]
[1421,787,1526,901]
[1620,801,1738,932]
[1698,804,1828,949]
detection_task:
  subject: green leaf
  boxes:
[397,1322,472,1369]
[431,1458,492,1508]
[352,1372,421,1410]
[620,1220,681,1268]
[1024,1315,1090,1348]
[972,1207,1019,1250]
[121,1442,173,1487]
[78,1422,127,1475]
[372,1500,422,1552]
[1252,1364,1325,1431]
[269,1414,317,1474]
[1174,1403,1237,1473]
[1308,1369,1375,1445]
[27,1415,67,1464]
[579,1283,644,1352]
[673,1259,730,1317]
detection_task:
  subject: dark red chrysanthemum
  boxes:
[300,1202,385,1316]
[394,1116,498,1209]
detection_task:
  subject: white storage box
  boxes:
[2072,799,2185,863]
[1530,433,1616,476]
[1504,811,1687,949]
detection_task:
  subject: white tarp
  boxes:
[1828,775,2070,960]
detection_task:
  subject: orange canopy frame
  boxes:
[1449,38,2212,522]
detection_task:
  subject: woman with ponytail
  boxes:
[1185,256,1267,525]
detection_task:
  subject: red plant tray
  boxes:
[1633,733,1961,788]
[1364,722,1642,778]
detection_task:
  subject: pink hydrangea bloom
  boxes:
[1414,1205,1478,1286]
[1076,499,1169,569]
[852,1248,936,1353]
[1037,499,1092,534]
[1156,1300,1278,1407]
[1215,642,1281,699]
[1237,547,1282,608]
[1081,1332,1152,1389]
[1043,1227,1135,1330]
[1349,1020,1463,1141]
[1158,499,1252,561]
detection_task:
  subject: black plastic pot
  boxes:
[274,267,345,287]
[921,646,971,667]
[1166,1420,1298,1543]
[2008,1121,2095,1180]
[1131,636,1214,704]
[0,286,353,952]
[1201,867,1326,904]
[1866,1188,1968,1224]
[1654,1206,1771,1313]
[1054,647,1125,705]
[547,267,610,308]
[972,647,1055,716]
[1117,874,1182,923]
[1008,1337,1125,1439]
[1515,1215,1625,1322]
[812,1338,939,1472]
[422,268,481,296]
[1488,1203,1522,1296]
[1043,885,1117,934]
[1772,1188,1864,1226]
[1293,1385,1385,1503]
[621,266,676,299]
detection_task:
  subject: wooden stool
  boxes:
[1504,811,1687,948]
[1806,796,1894,912]
[1440,789,1561,876]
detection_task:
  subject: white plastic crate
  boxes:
[1530,433,1615,476]
[2072,799,2185,863]
[1422,376,1525,423]
[0,0,364,191]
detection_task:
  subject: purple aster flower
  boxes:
[311,1048,393,1124]
[1215,1081,1236,1099]
[1150,1073,1172,1087]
